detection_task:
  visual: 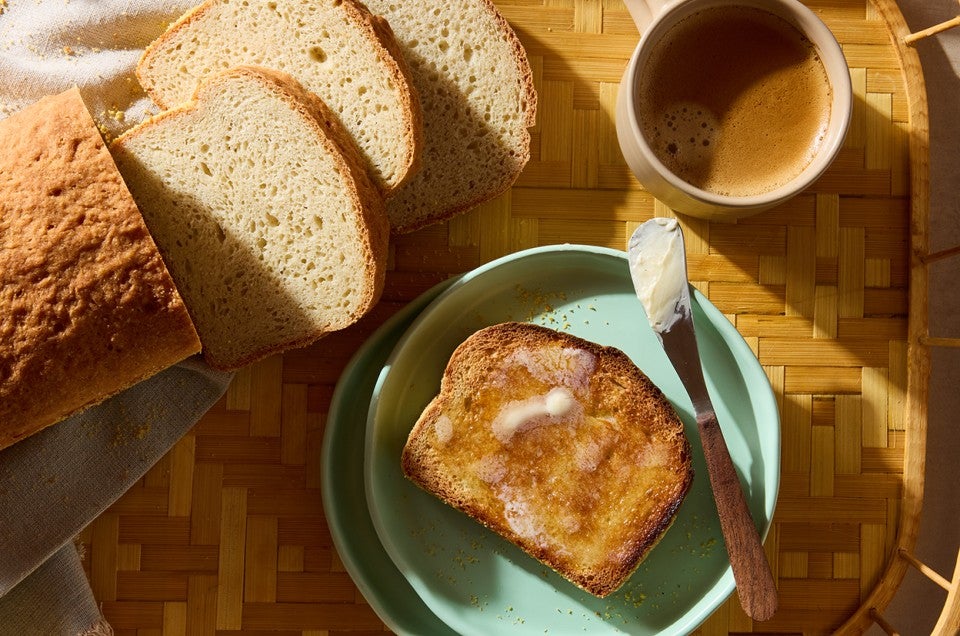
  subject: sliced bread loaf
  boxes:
[0,88,201,450]
[111,66,388,371]
[136,0,421,197]
[362,0,538,233]
[402,322,693,597]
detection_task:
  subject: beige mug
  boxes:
[616,0,852,221]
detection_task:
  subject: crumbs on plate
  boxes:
[513,285,602,331]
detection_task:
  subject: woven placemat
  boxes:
[81,0,928,633]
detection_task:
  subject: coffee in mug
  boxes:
[636,5,832,198]
[615,0,852,221]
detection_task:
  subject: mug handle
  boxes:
[622,0,670,32]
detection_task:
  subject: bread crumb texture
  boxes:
[363,0,538,232]
[0,88,200,450]
[137,0,420,194]
[402,322,693,597]
[110,67,388,370]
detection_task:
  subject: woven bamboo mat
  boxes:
[82,0,929,633]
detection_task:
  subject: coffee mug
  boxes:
[616,0,852,221]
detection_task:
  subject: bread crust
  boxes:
[136,0,422,197]
[402,322,693,597]
[0,88,201,449]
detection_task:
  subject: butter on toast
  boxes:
[401,322,694,597]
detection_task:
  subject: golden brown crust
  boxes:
[0,88,201,449]
[402,322,693,597]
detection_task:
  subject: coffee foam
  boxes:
[646,102,722,190]
[636,6,833,198]
[645,99,829,197]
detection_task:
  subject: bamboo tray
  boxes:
[82,0,932,632]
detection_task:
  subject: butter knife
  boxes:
[628,217,778,622]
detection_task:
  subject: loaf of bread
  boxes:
[402,322,694,597]
[110,66,388,371]
[362,0,538,233]
[136,0,421,197]
[0,88,202,451]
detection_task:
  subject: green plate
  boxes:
[365,245,780,635]
[322,278,458,635]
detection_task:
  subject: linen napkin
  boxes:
[0,357,232,635]
[0,1,232,633]
[0,358,231,594]
[0,544,112,636]
[0,0,196,141]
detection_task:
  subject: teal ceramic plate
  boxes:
[365,245,780,635]
[322,278,458,635]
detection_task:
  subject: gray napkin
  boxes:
[0,358,231,634]
[0,544,114,636]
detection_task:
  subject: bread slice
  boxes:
[361,0,538,233]
[110,66,388,371]
[402,322,693,597]
[0,88,201,450]
[136,0,421,197]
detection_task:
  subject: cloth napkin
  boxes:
[0,0,197,140]
[0,1,232,634]
[0,359,232,633]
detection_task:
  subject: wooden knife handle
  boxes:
[697,409,778,622]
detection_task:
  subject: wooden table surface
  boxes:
[82,0,932,633]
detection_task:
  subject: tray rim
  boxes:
[68,0,937,631]
[836,0,931,632]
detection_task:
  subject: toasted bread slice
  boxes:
[111,66,388,371]
[361,0,537,233]
[0,88,200,449]
[402,322,693,597]
[136,0,421,196]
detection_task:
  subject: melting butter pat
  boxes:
[492,387,578,443]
